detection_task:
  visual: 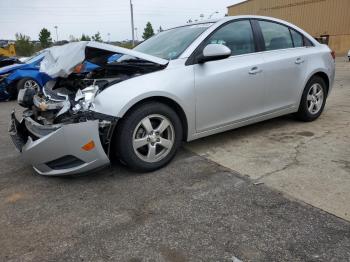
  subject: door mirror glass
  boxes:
[199,44,231,63]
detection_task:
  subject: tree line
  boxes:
[14,22,159,57]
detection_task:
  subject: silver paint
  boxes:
[12,16,336,175]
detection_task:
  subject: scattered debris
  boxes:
[230,255,243,262]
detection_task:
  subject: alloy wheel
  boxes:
[307,83,324,115]
[132,114,175,163]
[24,79,39,91]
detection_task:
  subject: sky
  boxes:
[0,0,245,41]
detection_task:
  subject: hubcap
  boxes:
[307,83,324,115]
[132,114,175,163]
[24,80,39,91]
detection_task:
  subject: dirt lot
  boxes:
[0,59,349,261]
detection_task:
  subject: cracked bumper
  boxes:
[9,112,110,176]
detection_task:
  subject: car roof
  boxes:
[170,15,307,32]
[177,15,320,59]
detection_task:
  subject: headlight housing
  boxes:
[73,84,99,112]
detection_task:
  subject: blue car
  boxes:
[0,52,51,101]
[84,54,122,71]
[0,52,121,101]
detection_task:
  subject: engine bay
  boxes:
[18,59,164,126]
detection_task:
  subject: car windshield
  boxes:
[134,23,213,60]
[24,52,46,64]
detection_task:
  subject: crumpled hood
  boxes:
[0,63,25,75]
[40,41,168,78]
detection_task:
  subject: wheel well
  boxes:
[123,96,189,141]
[312,72,330,95]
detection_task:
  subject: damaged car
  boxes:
[9,16,335,176]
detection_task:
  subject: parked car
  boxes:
[0,52,51,101]
[9,16,335,176]
[0,51,120,101]
[0,56,22,68]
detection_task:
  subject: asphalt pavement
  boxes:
[0,60,349,261]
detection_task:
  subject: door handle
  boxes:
[295,58,305,65]
[249,67,262,75]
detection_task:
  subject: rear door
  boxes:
[254,20,309,111]
[193,20,267,132]
[254,20,307,112]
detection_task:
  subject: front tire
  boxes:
[115,102,183,172]
[295,76,327,122]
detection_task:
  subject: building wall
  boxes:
[228,0,350,54]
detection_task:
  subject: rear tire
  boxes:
[295,76,327,122]
[115,102,183,172]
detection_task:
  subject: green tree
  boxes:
[142,22,155,40]
[80,34,91,41]
[118,41,134,49]
[91,32,103,42]
[15,33,35,56]
[38,28,52,48]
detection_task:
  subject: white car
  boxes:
[10,16,335,176]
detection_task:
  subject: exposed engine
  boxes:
[18,61,163,126]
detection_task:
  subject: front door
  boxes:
[194,20,266,132]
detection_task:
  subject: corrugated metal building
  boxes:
[228,0,350,55]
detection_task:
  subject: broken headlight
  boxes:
[73,84,99,113]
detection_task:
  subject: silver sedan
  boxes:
[10,16,335,175]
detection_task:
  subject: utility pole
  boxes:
[134,27,138,41]
[54,26,58,42]
[209,11,219,19]
[130,0,135,47]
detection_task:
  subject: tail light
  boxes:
[330,51,336,61]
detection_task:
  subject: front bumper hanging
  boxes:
[9,111,110,176]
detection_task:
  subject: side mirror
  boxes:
[198,44,231,63]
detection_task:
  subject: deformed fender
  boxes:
[91,66,196,140]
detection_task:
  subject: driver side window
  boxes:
[204,20,256,56]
